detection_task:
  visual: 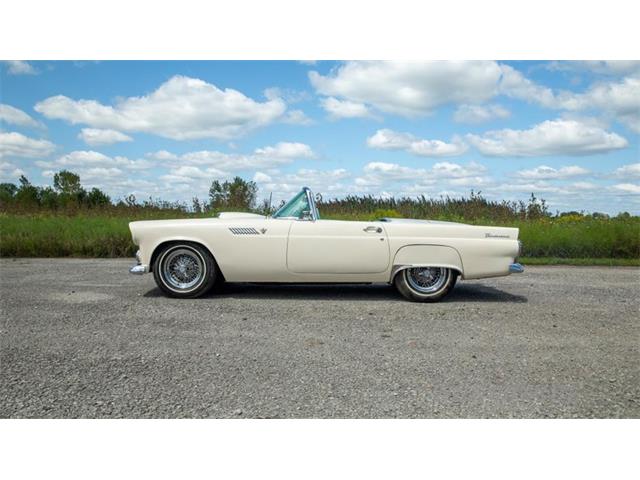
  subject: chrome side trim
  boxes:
[130,264,149,275]
[509,263,524,273]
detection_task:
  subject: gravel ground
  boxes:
[0,258,638,418]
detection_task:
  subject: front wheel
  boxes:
[153,243,218,298]
[394,267,457,302]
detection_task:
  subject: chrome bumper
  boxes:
[509,263,524,273]
[130,264,149,275]
[129,249,149,274]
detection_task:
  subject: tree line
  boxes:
[0,170,261,213]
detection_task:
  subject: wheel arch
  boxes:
[390,244,464,282]
[149,239,226,281]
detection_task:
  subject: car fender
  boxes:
[390,244,464,281]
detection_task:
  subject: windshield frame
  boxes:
[272,187,320,221]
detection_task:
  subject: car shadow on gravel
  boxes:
[143,282,527,303]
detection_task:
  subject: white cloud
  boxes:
[453,104,510,124]
[499,64,558,108]
[35,75,288,140]
[253,142,316,160]
[153,142,317,187]
[0,132,55,159]
[356,161,487,187]
[467,119,628,157]
[321,97,375,119]
[548,61,640,76]
[310,61,503,117]
[514,165,591,180]
[366,129,467,157]
[309,61,640,134]
[558,76,640,133]
[612,183,640,194]
[258,168,352,200]
[0,104,44,128]
[612,163,640,179]
[0,161,26,181]
[3,61,38,75]
[36,150,152,171]
[78,128,133,146]
[282,109,313,125]
[500,65,640,133]
[570,181,598,190]
[253,172,273,183]
[146,150,178,161]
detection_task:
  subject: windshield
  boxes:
[273,190,311,219]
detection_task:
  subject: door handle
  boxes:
[363,226,383,233]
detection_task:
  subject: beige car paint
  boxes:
[129,213,520,283]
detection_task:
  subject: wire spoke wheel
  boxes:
[161,248,205,291]
[404,267,448,294]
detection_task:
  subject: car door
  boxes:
[286,219,390,274]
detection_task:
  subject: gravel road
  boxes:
[1,258,638,418]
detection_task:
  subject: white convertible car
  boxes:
[129,187,523,302]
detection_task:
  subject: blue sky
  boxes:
[1,60,638,213]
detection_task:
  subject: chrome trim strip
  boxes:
[130,264,149,275]
[391,264,462,281]
[509,263,524,273]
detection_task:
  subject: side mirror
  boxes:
[300,210,313,221]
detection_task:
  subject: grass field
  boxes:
[1,211,638,264]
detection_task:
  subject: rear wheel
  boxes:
[153,243,218,298]
[394,267,457,302]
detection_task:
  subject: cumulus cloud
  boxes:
[310,61,502,117]
[255,168,352,200]
[3,61,38,75]
[35,75,289,140]
[548,61,640,76]
[557,75,640,133]
[453,104,510,124]
[466,119,628,157]
[0,161,26,180]
[78,128,133,146]
[612,163,640,179]
[309,61,640,134]
[500,65,640,133]
[0,104,44,129]
[0,132,56,159]
[153,142,317,186]
[321,97,375,119]
[366,129,467,157]
[612,183,640,194]
[355,161,487,187]
[36,150,152,173]
[513,165,591,180]
[282,109,313,125]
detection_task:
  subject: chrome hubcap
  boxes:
[162,248,204,290]
[405,267,448,294]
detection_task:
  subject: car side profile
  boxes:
[129,187,523,302]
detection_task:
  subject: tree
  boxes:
[53,170,83,195]
[0,183,18,204]
[209,176,257,211]
[87,187,111,207]
[15,175,40,207]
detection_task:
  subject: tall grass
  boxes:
[1,208,638,260]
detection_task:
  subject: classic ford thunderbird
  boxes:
[129,187,523,301]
